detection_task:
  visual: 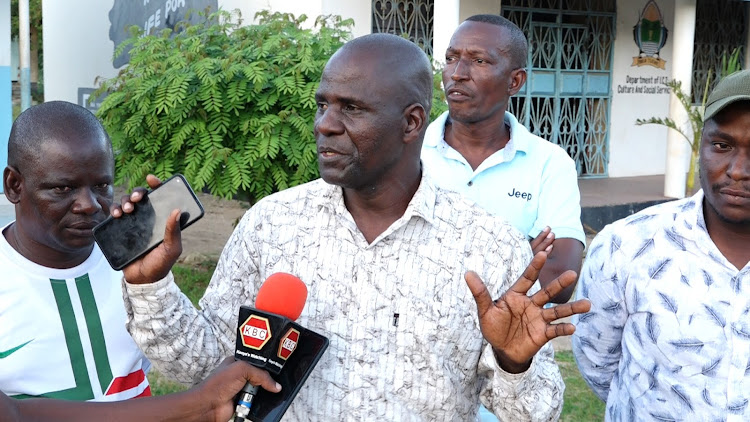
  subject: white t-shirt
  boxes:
[0,223,151,401]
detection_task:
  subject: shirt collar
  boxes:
[424,110,530,154]
[315,171,438,228]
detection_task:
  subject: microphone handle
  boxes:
[234,382,260,422]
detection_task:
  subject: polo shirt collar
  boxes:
[424,111,530,154]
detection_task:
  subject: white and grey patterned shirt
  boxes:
[124,175,565,421]
[572,190,750,421]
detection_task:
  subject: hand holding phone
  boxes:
[93,174,204,276]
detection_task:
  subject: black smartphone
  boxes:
[93,174,204,270]
[248,328,329,422]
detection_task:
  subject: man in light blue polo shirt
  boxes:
[423,14,585,304]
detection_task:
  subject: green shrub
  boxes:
[430,62,448,122]
[95,10,352,201]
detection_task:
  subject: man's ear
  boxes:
[4,166,22,204]
[508,68,527,96]
[403,103,427,145]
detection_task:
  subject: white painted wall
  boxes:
[607,0,674,177]
[40,0,700,178]
[323,0,370,38]
[42,0,118,103]
[0,1,9,68]
[1,0,11,176]
[43,0,370,106]
[433,0,460,64]
[40,0,147,103]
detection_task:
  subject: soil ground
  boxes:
[113,186,250,262]
[176,192,250,261]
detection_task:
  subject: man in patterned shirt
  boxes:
[573,69,750,420]
[119,33,591,421]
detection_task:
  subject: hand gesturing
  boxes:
[465,251,591,373]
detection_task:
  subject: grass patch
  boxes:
[148,369,188,396]
[172,259,217,306]
[150,259,607,422]
[556,350,606,421]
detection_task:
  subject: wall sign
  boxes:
[632,0,668,69]
[108,0,218,67]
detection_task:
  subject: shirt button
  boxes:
[467,181,473,186]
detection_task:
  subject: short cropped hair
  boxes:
[8,101,112,169]
[465,14,528,69]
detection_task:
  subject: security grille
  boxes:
[372,0,434,56]
[502,0,616,177]
[691,0,746,104]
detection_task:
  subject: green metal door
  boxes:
[502,0,616,177]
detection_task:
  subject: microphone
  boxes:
[234,273,308,422]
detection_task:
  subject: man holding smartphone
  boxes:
[0,101,152,401]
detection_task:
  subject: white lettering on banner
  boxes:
[269,360,283,369]
[143,0,188,34]
[144,9,161,34]
[250,354,267,362]
[242,326,268,340]
[282,338,297,351]
[165,0,186,14]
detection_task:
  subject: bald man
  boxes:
[121,34,589,421]
[0,101,151,400]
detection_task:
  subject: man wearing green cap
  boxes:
[572,69,750,420]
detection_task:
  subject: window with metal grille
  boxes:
[691,0,746,105]
[502,0,615,177]
[371,0,434,56]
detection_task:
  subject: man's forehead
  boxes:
[450,21,507,48]
[320,51,387,90]
[23,133,110,167]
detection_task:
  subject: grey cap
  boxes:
[704,69,750,122]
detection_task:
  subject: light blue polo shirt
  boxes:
[421,111,585,244]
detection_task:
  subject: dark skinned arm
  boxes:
[538,237,584,303]
[2,359,281,422]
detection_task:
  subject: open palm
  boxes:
[465,251,591,372]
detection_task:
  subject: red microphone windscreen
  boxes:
[254,272,308,321]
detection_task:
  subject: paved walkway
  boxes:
[579,174,671,207]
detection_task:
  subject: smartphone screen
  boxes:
[93,174,204,270]
[248,328,329,422]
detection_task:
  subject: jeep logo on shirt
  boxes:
[508,188,532,201]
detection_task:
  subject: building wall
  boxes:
[0,0,11,179]
[608,0,675,177]
[430,0,678,177]
[42,0,120,105]
[39,0,749,178]
[222,0,370,36]
[42,0,371,108]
